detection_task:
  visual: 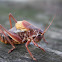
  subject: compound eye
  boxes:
[38,34,41,36]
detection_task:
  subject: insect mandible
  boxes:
[0,13,55,60]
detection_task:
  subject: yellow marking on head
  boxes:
[15,21,28,31]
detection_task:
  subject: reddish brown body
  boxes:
[0,13,55,60]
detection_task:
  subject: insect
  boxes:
[0,13,55,60]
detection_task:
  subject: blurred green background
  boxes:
[0,0,62,62]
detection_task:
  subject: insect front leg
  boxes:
[32,39,45,52]
[9,13,17,28]
[0,25,15,53]
[43,35,48,44]
[25,40,36,61]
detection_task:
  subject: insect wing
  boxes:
[22,20,37,30]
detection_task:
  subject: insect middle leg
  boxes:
[25,41,36,60]
[0,25,15,53]
[9,13,17,28]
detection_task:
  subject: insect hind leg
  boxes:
[9,13,17,28]
[0,24,15,53]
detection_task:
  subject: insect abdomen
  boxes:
[0,31,28,44]
[0,35,9,44]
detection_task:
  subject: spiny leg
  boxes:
[0,24,22,44]
[32,39,45,52]
[0,27,15,53]
[0,24,22,53]
[9,13,17,28]
[25,41,36,61]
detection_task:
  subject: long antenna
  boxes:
[41,15,56,36]
[44,16,52,32]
